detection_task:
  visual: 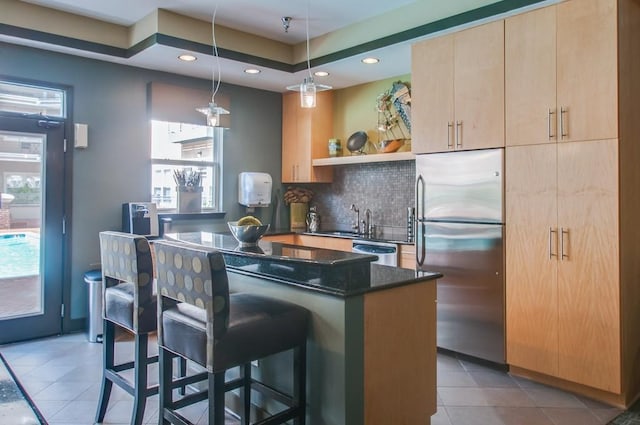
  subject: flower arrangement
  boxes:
[283,186,313,205]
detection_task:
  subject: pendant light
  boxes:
[286,0,331,108]
[197,3,229,126]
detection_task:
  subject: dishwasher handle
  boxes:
[352,244,397,254]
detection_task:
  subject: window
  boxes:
[0,81,66,117]
[150,120,223,211]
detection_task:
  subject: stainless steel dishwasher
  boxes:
[352,239,398,266]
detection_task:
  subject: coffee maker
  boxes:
[122,202,159,238]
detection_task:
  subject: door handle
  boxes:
[548,109,556,140]
[447,122,454,149]
[415,174,426,267]
[549,227,557,259]
[560,107,568,139]
[560,227,569,260]
[416,222,426,266]
[455,121,462,148]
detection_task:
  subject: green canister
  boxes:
[328,138,342,157]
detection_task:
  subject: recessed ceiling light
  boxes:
[244,68,261,74]
[362,57,380,64]
[314,71,329,77]
[178,54,197,62]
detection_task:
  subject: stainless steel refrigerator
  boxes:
[415,148,505,364]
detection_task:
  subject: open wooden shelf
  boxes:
[312,151,415,166]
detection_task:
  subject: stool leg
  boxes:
[131,333,149,425]
[95,320,115,423]
[293,344,307,425]
[208,371,226,425]
[178,357,187,395]
[159,347,173,425]
[240,363,251,425]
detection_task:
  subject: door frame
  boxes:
[0,76,75,342]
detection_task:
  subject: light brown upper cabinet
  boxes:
[411,20,504,154]
[282,91,333,183]
[505,0,618,146]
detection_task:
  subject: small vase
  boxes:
[290,202,308,232]
[177,187,202,213]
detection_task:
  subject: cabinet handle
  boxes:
[292,165,296,181]
[548,109,556,140]
[549,227,557,259]
[447,122,454,149]
[560,227,569,260]
[455,121,462,148]
[560,107,568,139]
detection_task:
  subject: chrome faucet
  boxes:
[350,204,360,233]
[363,209,372,237]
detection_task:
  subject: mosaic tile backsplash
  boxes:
[299,160,415,240]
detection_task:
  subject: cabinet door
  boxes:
[282,92,299,182]
[505,6,557,146]
[281,92,332,183]
[306,91,333,183]
[411,35,454,154]
[454,20,505,150]
[505,144,558,376]
[557,139,620,392]
[295,234,352,252]
[556,0,618,143]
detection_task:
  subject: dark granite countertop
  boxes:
[164,232,439,297]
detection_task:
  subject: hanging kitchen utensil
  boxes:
[346,130,368,154]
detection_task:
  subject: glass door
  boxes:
[0,116,65,343]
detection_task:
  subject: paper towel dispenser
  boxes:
[238,172,272,207]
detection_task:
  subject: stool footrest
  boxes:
[251,379,297,408]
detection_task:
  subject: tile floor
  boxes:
[0,332,625,425]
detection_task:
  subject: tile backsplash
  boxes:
[300,160,415,238]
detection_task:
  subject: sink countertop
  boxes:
[302,230,414,245]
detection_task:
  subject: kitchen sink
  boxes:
[314,230,359,237]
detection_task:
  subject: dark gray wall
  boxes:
[1,42,283,321]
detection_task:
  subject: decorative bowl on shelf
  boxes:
[227,221,270,246]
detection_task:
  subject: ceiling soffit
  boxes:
[0,0,552,75]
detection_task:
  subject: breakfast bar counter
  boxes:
[165,232,441,425]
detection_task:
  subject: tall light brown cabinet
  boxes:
[505,0,640,407]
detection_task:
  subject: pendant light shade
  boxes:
[197,3,229,126]
[196,102,229,127]
[286,1,331,108]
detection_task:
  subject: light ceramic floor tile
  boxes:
[438,370,478,387]
[0,334,633,425]
[543,406,606,425]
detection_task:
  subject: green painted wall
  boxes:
[332,74,411,152]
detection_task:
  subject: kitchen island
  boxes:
[165,232,441,425]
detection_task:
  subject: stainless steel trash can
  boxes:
[84,269,103,343]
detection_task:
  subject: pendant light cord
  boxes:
[211,2,221,102]
[305,0,312,79]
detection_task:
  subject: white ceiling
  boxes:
[4,0,553,92]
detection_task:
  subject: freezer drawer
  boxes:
[417,221,505,363]
[416,148,503,223]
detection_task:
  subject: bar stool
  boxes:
[154,240,310,425]
[95,231,178,425]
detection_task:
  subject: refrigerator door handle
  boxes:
[415,174,426,266]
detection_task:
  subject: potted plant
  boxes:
[173,169,203,213]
